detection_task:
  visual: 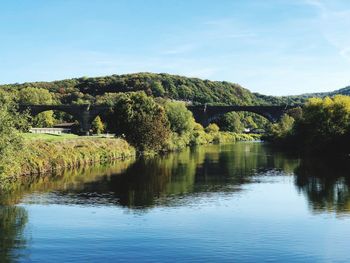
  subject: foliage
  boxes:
[0,73,287,130]
[1,72,268,106]
[266,95,350,155]
[17,87,54,105]
[163,101,195,134]
[267,114,295,141]
[112,92,171,152]
[215,112,244,132]
[91,116,105,135]
[205,123,220,133]
[18,87,56,127]
[0,92,27,178]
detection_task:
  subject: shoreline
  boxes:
[0,133,260,186]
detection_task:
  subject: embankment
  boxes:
[1,137,135,182]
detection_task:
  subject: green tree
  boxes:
[268,114,295,140]
[0,91,26,177]
[18,87,54,105]
[216,112,244,133]
[205,123,220,133]
[243,116,258,129]
[151,81,165,97]
[164,101,195,134]
[113,92,171,151]
[91,116,105,135]
[18,87,56,127]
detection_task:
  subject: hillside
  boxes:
[0,72,270,106]
[3,72,346,106]
[298,86,350,98]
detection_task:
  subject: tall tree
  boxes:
[113,92,170,151]
[91,116,105,135]
[18,87,56,127]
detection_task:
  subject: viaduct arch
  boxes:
[18,104,110,135]
[19,104,301,134]
[187,105,299,127]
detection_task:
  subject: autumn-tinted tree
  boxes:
[113,92,171,151]
[91,116,105,135]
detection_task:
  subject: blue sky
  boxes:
[0,0,349,95]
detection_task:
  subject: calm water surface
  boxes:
[2,142,350,262]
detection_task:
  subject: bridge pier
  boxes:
[18,104,110,136]
[77,110,92,135]
[19,103,301,134]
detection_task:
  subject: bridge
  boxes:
[187,105,299,127]
[18,104,110,135]
[19,104,300,134]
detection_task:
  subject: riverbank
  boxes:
[0,131,260,184]
[0,137,136,182]
[165,130,260,152]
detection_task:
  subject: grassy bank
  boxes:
[1,130,259,183]
[165,130,261,152]
[1,137,135,181]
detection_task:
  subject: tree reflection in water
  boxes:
[2,143,300,210]
[294,157,350,214]
[3,142,350,262]
[0,206,28,263]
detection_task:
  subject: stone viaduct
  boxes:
[19,104,300,134]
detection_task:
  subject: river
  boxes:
[1,142,350,262]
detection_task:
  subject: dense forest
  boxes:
[2,72,350,144]
[0,72,288,131]
[0,72,265,105]
[265,95,350,156]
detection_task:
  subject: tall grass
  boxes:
[2,138,135,181]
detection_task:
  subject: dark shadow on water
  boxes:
[1,143,300,210]
[294,156,350,215]
[4,143,350,261]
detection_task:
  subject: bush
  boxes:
[0,91,28,178]
[205,123,220,133]
[164,101,195,134]
[266,95,350,155]
[112,92,171,151]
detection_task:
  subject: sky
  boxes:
[0,0,349,95]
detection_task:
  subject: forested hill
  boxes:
[3,72,341,105]
[258,85,350,104]
[0,73,271,105]
[297,86,350,98]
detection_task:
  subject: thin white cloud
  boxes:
[304,0,350,61]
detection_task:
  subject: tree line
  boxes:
[0,72,293,131]
[265,95,350,156]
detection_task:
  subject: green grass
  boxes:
[22,133,80,141]
[21,133,115,141]
[1,137,136,180]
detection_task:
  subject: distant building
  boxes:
[29,127,71,135]
[29,122,76,135]
[53,122,76,129]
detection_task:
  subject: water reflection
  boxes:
[0,206,28,263]
[2,143,350,262]
[4,143,350,215]
[2,143,300,209]
[294,157,350,214]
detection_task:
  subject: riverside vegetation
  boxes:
[0,88,259,182]
[265,95,350,156]
[3,72,349,182]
